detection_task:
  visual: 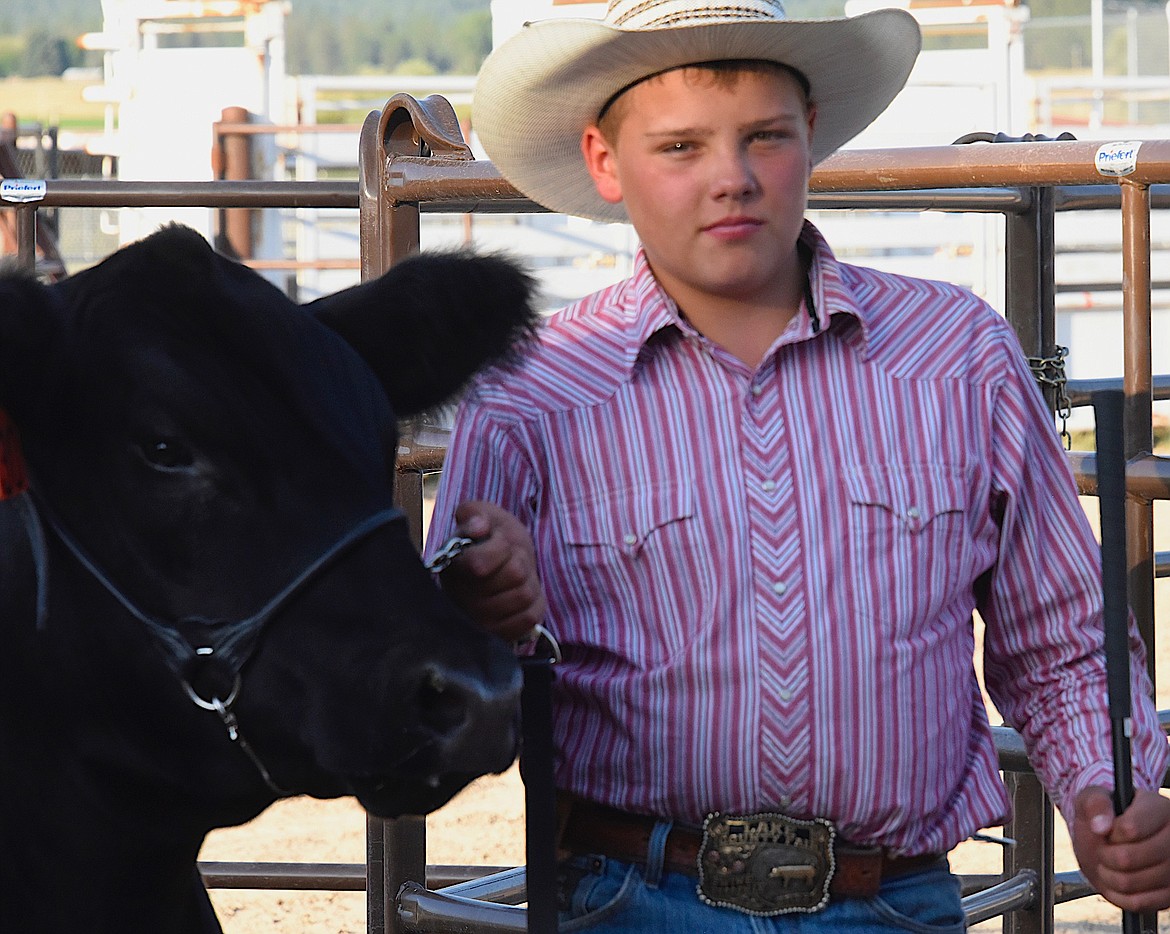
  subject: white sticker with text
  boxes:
[1095,141,1142,177]
[0,179,47,203]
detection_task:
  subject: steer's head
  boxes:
[0,226,537,820]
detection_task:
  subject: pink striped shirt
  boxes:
[427,221,1166,855]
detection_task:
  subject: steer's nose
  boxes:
[413,656,523,772]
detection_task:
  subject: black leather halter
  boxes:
[15,489,404,795]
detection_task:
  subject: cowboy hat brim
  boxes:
[473,9,921,223]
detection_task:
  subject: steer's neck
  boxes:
[0,499,250,933]
[0,771,222,933]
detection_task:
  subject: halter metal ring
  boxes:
[182,646,242,711]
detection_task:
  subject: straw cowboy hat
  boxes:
[473,0,922,223]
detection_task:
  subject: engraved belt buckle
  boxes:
[696,812,836,916]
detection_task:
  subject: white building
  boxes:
[81,0,287,253]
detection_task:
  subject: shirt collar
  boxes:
[624,251,683,349]
[618,220,875,371]
[798,221,873,351]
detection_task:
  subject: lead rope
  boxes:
[426,535,561,934]
[1092,390,1155,934]
[520,634,560,934]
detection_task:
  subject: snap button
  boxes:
[772,581,787,595]
[623,533,638,546]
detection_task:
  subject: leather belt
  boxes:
[558,798,945,901]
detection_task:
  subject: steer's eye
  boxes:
[136,437,195,471]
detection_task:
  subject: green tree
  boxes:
[20,30,76,77]
[284,1,491,75]
[0,36,22,77]
[291,19,345,74]
[392,58,437,76]
[448,10,492,74]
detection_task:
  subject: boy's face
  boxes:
[582,65,816,313]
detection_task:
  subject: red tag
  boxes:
[0,407,29,498]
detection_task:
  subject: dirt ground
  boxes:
[201,767,526,934]
[199,500,1170,933]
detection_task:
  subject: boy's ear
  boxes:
[581,126,624,206]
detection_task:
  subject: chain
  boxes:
[424,534,560,662]
[1027,345,1072,450]
[424,534,474,573]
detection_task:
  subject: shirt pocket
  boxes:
[559,482,694,559]
[844,464,966,534]
[555,482,701,666]
[843,464,971,635]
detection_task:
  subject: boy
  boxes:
[429,1,1170,928]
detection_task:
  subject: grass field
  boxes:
[0,75,105,132]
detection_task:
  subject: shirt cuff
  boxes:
[1058,761,1125,825]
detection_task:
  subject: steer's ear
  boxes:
[0,272,57,414]
[310,251,538,417]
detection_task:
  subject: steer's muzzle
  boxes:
[413,654,523,775]
[350,643,523,818]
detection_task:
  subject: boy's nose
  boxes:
[711,152,760,200]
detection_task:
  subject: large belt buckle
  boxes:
[696,812,836,916]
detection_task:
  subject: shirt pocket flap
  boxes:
[560,482,693,552]
[844,464,967,532]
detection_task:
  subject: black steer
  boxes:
[0,225,536,933]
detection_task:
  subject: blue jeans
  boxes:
[556,841,965,933]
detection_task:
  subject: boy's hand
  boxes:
[1072,785,1170,913]
[437,500,547,642]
